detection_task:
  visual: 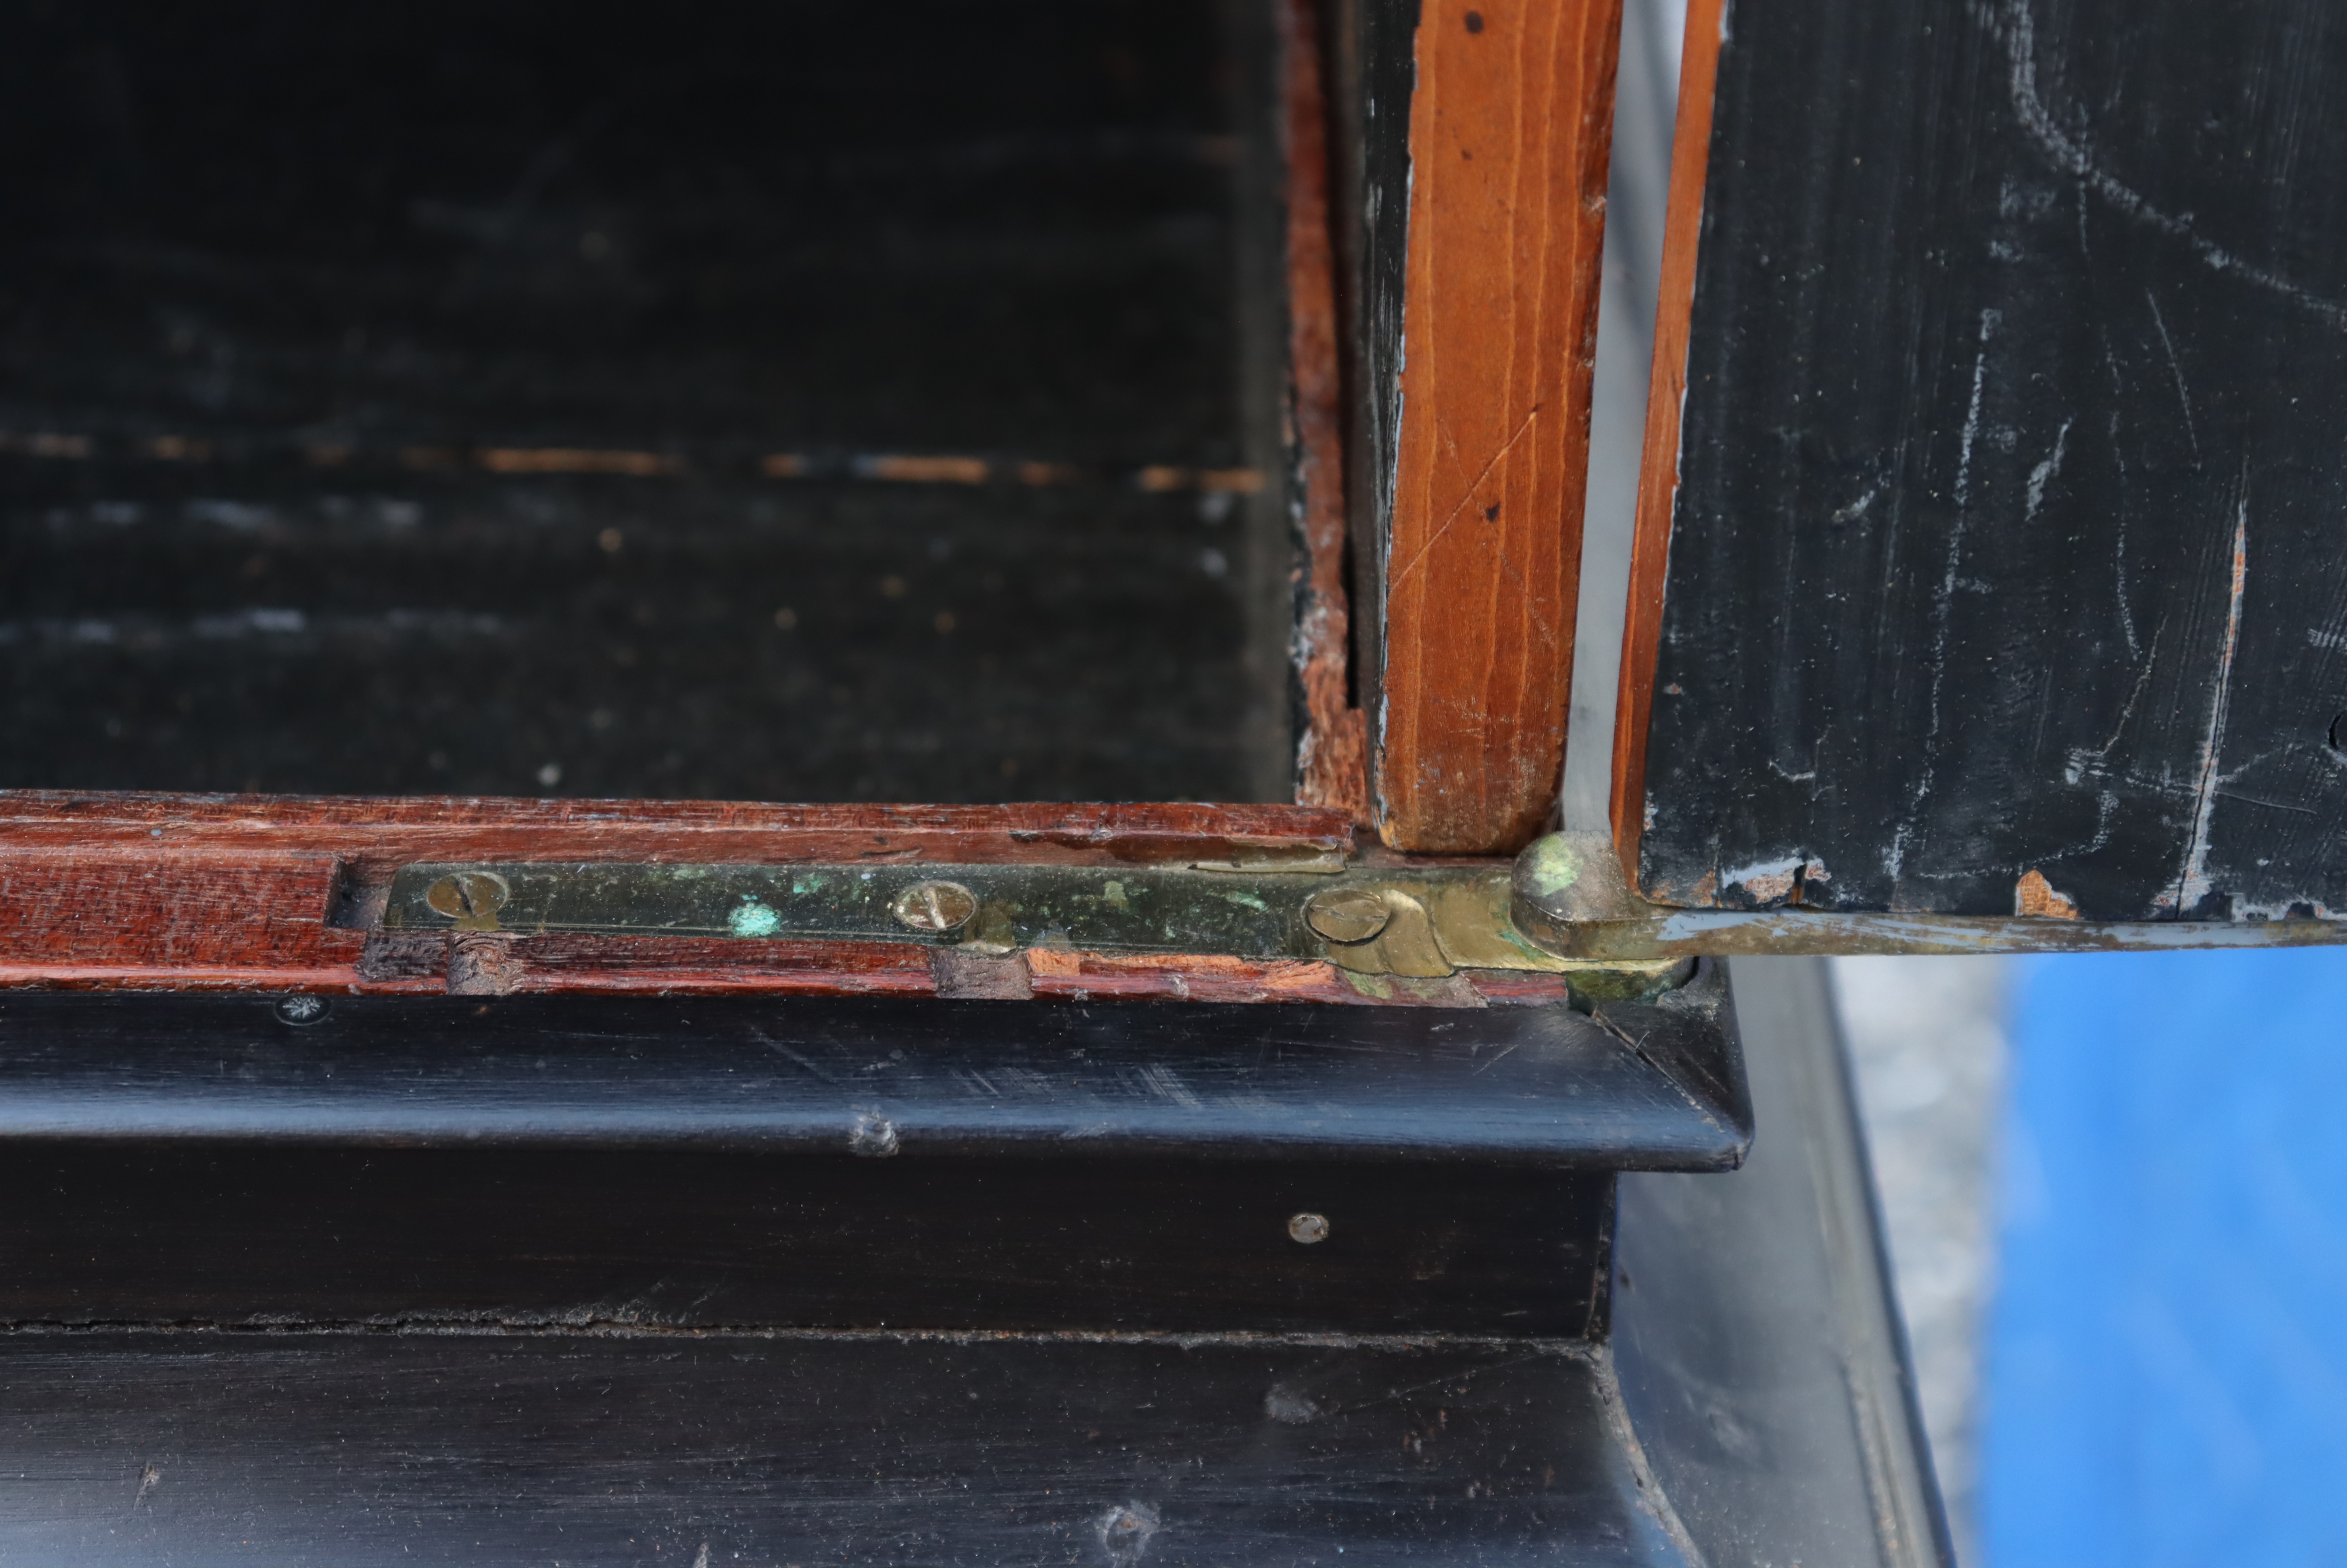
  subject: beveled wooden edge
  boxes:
[1283,0,1372,825]
[1374,0,1622,855]
[1609,0,1726,888]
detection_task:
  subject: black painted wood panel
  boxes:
[1639,0,2347,920]
[0,1146,1615,1336]
[1328,0,1420,719]
[0,1333,1690,1566]
[0,990,1751,1170]
[0,988,1743,1335]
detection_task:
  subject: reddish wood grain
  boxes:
[1283,0,1372,825]
[1026,950,1494,1006]
[0,841,1557,1004]
[0,793,1564,1003]
[0,793,1352,877]
[449,935,938,998]
[0,794,1347,996]
[1027,948,1359,1004]
[1376,0,1621,856]
[1609,0,1724,889]
[1461,971,1581,1006]
[0,850,371,989]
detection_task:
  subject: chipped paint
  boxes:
[1626,908,2347,958]
[2013,869,2079,919]
[1718,854,1831,907]
[2156,497,2248,916]
[1514,836,2346,956]
[1724,857,1805,904]
[479,447,675,476]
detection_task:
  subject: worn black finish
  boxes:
[0,1146,1616,1336]
[0,969,1938,1566]
[0,1333,1691,1567]
[0,987,1742,1334]
[1641,0,2347,920]
[0,0,1287,802]
[1615,958,1950,1568]
[0,989,1750,1168]
[1328,0,1420,716]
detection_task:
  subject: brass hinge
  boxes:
[388,857,1687,1000]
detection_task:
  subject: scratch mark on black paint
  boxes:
[2025,418,2073,521]
[2159,498,2249,914]
[2066,633,2162,785]
[2081,189,2143,660]
[2212,787,2317,817]
[1831,485,1881,524]
[2108,409,2139,658]
[2038,789,2122,860]
[2144,291,2201,458]
[1891,308,2000,884]
[749,1028,841,1083]
[1469,1041,1521,1075]
[2000,0,2347,326]
[1954,314,1998,512]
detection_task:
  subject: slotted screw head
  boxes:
[425,871,511,931]
[890,879,979,933]
[1304,887,1390,944]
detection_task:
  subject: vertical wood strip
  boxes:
[1608,0,1726,884]
[1284,0,1372,823]
[1377,0,1622,854]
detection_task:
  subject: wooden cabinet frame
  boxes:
[0,0,1635,994]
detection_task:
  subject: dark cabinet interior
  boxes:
[0,0,1293,802]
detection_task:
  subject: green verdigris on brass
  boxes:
[383,852,1691,1005]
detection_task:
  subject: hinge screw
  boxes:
[890,880,979,933]
[425,871,511,931]
[1304,887,1390,944]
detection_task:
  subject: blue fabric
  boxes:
[1983,950,2347,1568]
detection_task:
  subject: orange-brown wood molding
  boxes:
[1283,0,1372,824]
[0,793,1583,1004]
[1609,0,1724,886]
[1376,0,1622,854]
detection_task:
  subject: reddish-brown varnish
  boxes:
[0,793,1349,870]
[0,792,1561,1005]
[1610,0,1725,889]
[1284,0,1372,825]
[1378,0,1621,855]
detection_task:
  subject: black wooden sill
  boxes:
[0,973,1749,1168]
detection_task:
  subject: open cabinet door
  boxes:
[1609,0,2347,954]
